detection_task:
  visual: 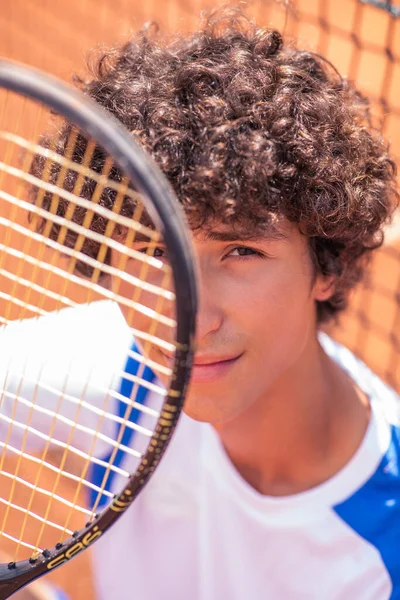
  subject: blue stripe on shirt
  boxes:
[333,425,400,598]
[87,342,155,510]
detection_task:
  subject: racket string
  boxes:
[0,92,179,560]
[16,127,159,551]
[88,247,172,520]
[0,220,176,325]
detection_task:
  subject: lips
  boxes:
[158,349,242,383]
[190,354,242,383]
[193,354,239,366]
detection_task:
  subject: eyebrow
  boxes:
[128,225,289,244]
[201,228,289,243]
[126,231,160,243]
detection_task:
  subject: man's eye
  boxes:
[153,247,166,258]
[228,246,263,258]
[138,247,166,258]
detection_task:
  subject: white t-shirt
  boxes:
[1,301,400,600]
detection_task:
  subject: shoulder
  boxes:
[319,335,400,590]
[318,331,400,427]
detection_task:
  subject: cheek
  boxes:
[112,254,174,322]
[182,261,316,423]
[227,262,316,379]
[111,262,177,374]
[115,279,174,328]
[228,260,314,331]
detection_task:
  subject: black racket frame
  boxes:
[0,58,197,599]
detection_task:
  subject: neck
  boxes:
[213,335,370,496]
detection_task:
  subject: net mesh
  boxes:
[0,0,399,596]
[0,88,176,562]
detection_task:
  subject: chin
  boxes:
[182,394,222,423]
[182,402,218,423]
[182,392,243,424]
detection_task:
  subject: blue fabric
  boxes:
[51,587,70,600]
[87,342,155,510]
[334,425,400,598]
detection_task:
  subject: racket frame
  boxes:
[0,58,197,598]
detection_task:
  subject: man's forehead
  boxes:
[193,214,290,243]
[126,212,291,244]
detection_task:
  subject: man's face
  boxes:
[112,217,331,424]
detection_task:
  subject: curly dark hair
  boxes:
[31,9,398,324]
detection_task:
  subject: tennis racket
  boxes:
[0,59,197,598]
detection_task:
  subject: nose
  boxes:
[195,261,224,343]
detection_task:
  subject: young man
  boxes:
[2,10,400,599]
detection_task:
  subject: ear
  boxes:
[313,274,336,302]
